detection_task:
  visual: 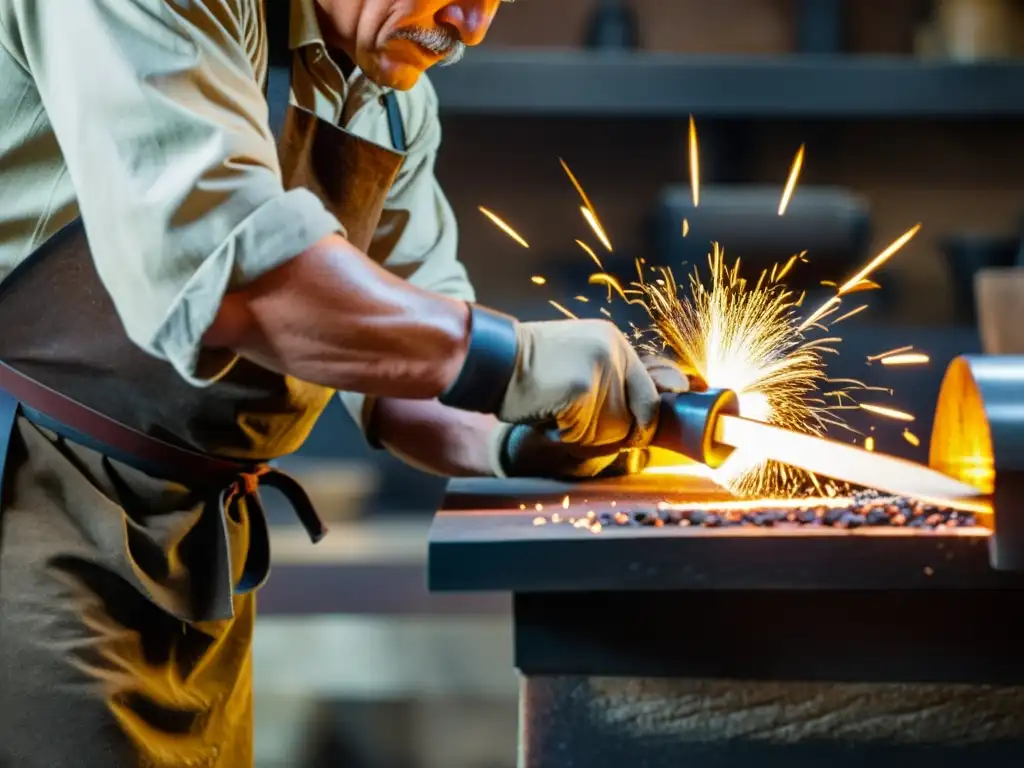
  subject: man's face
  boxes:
[318,0,506,91]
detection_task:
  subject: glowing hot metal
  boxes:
[714,414,989,513]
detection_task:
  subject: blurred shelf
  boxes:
[262,520,509,616]
[430,51,1024,118]
[254,615,515,698]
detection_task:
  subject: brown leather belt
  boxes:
[0,360,326,592]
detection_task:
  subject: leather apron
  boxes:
[0,8,406,766]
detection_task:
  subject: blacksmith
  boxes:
[0,1,688,765]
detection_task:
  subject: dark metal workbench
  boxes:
[429,476,1024,768]
[431,475,1008,595]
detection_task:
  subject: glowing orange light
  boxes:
[576,240,604,270]
[580,206,613,252]
[778,144,805,216]
[549,300,578,319]
[860,403,915,422]
[798,296,841,332]
[838,225,921,295]
[715,415,986,513]
[479,206,530,248]
[688,115,700,208]
[880,353,930,366]
[560,158,598,217]
[832,304,869,325]
[868,345,914,362]
[775,252,802,283]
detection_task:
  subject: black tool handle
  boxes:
[650,389,740,468]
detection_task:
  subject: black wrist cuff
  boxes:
[438,304,519,415]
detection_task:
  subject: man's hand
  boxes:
[498,320,663,447]
[362,345,692,482]
[492,350,692,480]
[641,354,693,394]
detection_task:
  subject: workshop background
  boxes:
[257,2,1024,766]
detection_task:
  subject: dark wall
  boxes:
[438,1,1024,324]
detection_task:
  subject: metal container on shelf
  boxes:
[934,0,1021,59]
[941,233,1019,324]
[583,0,640,51]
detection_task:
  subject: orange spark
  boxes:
[880,353,930,366]
[775,252,802,283]
[549,300,578,319]
[799,225,920,337]
[844,279,882,294]
[860,403,915,422]
[838,224,921,295]
[562,495,571,509]
[903,429,921,447]
[798,296,841,331]
[864,436,875,451]
[581,206,613,252]
[561,160,612,251]
[588,273,636,304]
[778,144,805,216]
[688,115,700,207]
[868,345,914,362]
[559,158,598,218]
[576,240,604,270]
[530,275,546,285]
[575,295,589,303]
[682,218,690,237]
[832,304,868,325]
[479,207,529,248]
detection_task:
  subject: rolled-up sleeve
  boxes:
[3,0,342,384]
[339,75,475,436]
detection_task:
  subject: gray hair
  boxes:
[393,26,466,67]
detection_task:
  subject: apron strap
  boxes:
[0,362,328,594]
[265,0,292,140]
[384,92,407,153]
[0,383,278,596]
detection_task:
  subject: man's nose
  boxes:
[436,1,499,47]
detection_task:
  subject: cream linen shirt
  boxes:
[0,0,473,434]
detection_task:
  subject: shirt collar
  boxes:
[290,0,325,50]
[289,0,391,96]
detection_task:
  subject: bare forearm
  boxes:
[369,397,500,477]
[203,234,470,398]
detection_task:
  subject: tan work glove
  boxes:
[489,318,691,479]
